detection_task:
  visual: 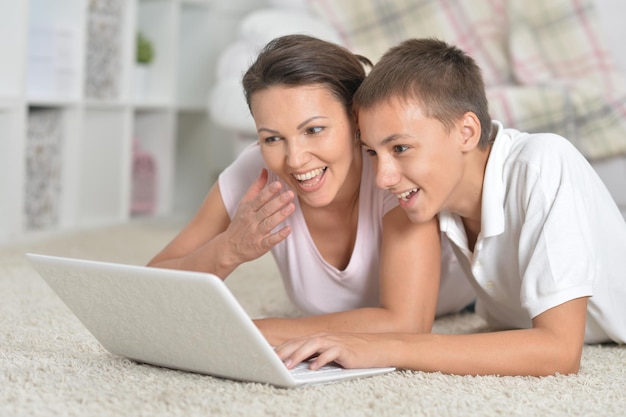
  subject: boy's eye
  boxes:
[393,145,409,153]
[305,126,324,135]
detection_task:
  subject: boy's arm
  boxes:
[276,297,588,376]
[256,207,442,346]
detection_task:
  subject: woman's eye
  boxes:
[364,148,377,157]
[263,136,281,144]
[305,126,324,135]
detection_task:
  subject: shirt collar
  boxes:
[439,121,509,240]
[480,120,508,238]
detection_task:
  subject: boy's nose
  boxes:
[375,158,401,190]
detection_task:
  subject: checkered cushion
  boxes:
[307,0,626,159]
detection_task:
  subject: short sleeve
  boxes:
[514,137,596,317]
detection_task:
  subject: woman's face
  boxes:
[250,84,359,208]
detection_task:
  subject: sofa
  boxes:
[208,0,626,216]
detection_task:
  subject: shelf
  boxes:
[180,0,216,5]
[26,0,85,102]
[27,98,82,107]
[85,100,132,110]
[0,107,26,244]
[176,3,214,108]
[23,107,70,231]
[136,1,176,104]
[133,109,175,216]
[77,108,131,226]
[132,100,175,111]
[0,2,28,99]
[174,112,214,214]
[0,0,247,245]
[84,0,133,102]
[0,98,22,110]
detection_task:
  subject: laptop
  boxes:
[26,253,395,388]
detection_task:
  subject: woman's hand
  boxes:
[224,169,295,264]
[147,169,295,278]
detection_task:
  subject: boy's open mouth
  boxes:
[396,187,418,202]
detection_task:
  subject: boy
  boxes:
[276,38,626,376]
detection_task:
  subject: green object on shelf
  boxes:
[136,32,154,64]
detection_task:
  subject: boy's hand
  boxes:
[275,332,391,371]
[225,169,295,264]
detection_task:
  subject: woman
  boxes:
[148,35,474,345]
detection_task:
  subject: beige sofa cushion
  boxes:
[307,0,626,159]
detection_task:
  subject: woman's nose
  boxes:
[285,140,309,168]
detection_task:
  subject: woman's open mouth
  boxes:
[293,167,327,188]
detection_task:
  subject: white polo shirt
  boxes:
[439,121,626,344]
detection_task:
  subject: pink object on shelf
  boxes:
[131,140,157,215]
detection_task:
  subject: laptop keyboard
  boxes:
[289,361,345,376]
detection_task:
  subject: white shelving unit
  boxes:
[0,0,247,245]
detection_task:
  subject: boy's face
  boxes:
[358,98,467,224]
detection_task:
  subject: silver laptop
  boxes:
[26,253,394,388]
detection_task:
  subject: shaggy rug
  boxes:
[1,219,624,417]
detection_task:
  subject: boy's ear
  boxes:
[458,112,481,151]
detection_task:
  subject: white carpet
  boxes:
[1,219,625,417]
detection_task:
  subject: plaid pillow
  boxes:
[307,0,626,159]
[306,0,511,86]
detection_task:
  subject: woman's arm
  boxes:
[148,169,295,279]
[275,297,589,376]
[256,206,442,345]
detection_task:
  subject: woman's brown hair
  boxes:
[243,34,371,116]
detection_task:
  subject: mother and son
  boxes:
[148,34,626,377]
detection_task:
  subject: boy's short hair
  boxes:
[354,38,492,147]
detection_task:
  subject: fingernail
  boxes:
[283,358,292,368]
[269,182,280,192]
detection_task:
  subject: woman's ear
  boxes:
[458,112,481,151]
